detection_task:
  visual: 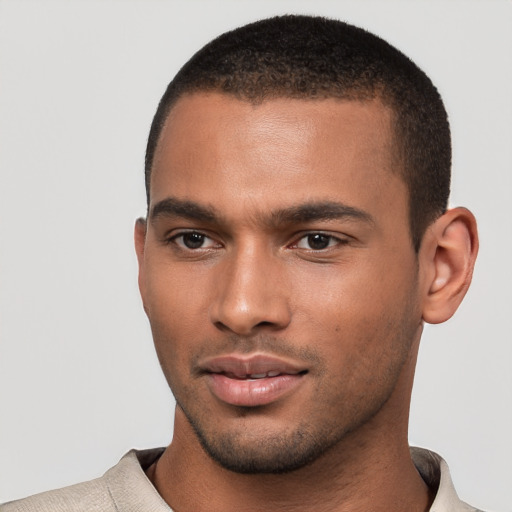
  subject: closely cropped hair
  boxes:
[145,15,451,251]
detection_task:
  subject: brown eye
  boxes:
[294,233,349,251]
[181,232,206,249]
[170,231,221,251]
[305,234,331,250]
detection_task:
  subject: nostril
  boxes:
[213,320,232,332]
[255,321,274,328]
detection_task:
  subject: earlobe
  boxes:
[421,207,478,324]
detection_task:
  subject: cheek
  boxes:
[144,256,209,327]
[143,266,206,376]
[295,257,413,319]
[295,256,420,356]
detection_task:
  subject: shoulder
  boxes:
[1,448,167,512]
[1,476,113,512]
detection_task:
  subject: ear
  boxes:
[420,207,478,324]
[134,217,148,309]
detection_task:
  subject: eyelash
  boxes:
[292,233,349,251]
[167,231,349,253]
[168,231,220,251]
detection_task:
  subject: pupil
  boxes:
[308,234,330,250]
[183,233,204,249]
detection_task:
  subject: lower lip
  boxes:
[207,373,304,407]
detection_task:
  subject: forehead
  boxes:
[150,93,405,225]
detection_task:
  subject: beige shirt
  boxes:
[2,447,483,511]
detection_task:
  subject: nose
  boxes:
[209,245,291,336]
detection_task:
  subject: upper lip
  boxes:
[199,354,307,379]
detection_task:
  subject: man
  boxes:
[3,14,481,512]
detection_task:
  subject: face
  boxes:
[137,93,424,474]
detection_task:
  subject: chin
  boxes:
[179,402,344,474]
[198,430,331,474]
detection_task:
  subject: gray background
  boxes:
[1,1,511,510]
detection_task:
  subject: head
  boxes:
[145,14,452,252]
[136,15,477,475]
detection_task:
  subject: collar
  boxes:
[410,447,480,511]
[105,447,479,511]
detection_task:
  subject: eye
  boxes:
[171,231,219,250]
[295,233,343,250]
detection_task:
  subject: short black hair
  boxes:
[145,15,451,251]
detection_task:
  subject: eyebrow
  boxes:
[149,196,374,227]
[268,202,374,227]
[150,197,219,223]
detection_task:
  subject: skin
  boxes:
[135,92,478,511]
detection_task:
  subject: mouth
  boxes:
[199,354,308,407]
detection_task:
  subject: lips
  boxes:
[200,354,307,407]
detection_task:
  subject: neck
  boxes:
[149,337,432,512]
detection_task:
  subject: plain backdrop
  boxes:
[1,0,511,510]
